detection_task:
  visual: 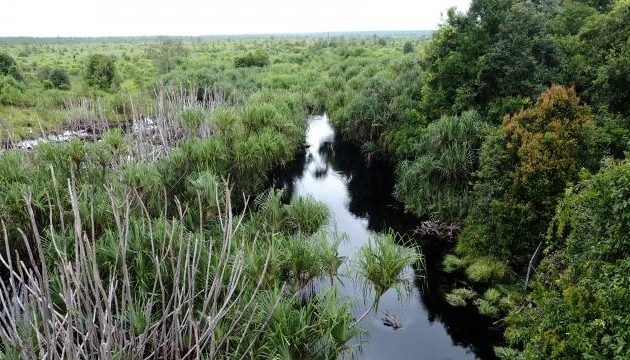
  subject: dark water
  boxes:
[270,115,501,360]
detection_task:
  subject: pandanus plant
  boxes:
[355,232,423,324]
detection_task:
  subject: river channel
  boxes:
[270,115,500,360]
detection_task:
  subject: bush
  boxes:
[84,53,117,90]
[502,85,595,210]
[40,67,71,90]
[48,68,71,90]
[285,196,329,234]
[465,257,508,283]
[445,288,476,307]
[0,75,27,105]
[0,52,21,80]
[403,41,414,54]
[234,49,269,68]
[178,106,207,133]
[358,233,422,307]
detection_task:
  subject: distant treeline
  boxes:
[0,30,434,44]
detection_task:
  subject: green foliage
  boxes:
[0,75,27,105]
[358,232,422,307]
[445,288,476,307]
[421,0,560,119]
[0,21,628,356]
[443,254,466,273]
[84,53,117,90]
[331,57,425,159]
[502,85,595,209]
[574,0,630,115]
[506,160,630,359]
[395,110,486,222]
[147,37,188,73]
[261,289,359,359]
[48,68,71,90]
[465,257,508,283]
[178,106,207,133]
[494,346,520,360]
[0,110,375,358]
[285,196,329,234]
[549,0,597,35]
[0,51,21,80]
[403,41,414,54]
[473,298,499,317]
[38,67,71,90]
[459,86,595,265]
[234,48,270,68]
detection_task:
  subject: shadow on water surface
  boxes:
[269,115,501,360]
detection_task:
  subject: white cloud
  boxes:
[0,0,471,37]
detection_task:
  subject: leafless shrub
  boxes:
[415,220,461,239]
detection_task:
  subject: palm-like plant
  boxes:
[356,232,423,323]
[395,110,487,223]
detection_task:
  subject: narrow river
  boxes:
[271,115,499,359]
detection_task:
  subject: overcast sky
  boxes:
[0,0,471,37]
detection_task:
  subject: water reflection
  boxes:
[270,115,499,360]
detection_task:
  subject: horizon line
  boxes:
[0,29,436,40]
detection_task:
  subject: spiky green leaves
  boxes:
[357,233,423,309]
[395,110,487,223]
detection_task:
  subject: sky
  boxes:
[0,0,471,37]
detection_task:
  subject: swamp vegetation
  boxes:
[0,0,629,358]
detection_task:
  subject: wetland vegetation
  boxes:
[1,0,629,358]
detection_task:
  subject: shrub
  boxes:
[0,52,21,80]
[147,37,188,73]
[458,86,596,267]
[445,288,477,307]
[84,53,117,90]
[285,196,329,234]
[234,49,269,68]
[465,257,508,283]
[395,110,487,222]
[0,75,27,105]
[473,298,500,317]
[48,68,71,90]
[443,254,466,273]
[358,233,422,308]
[502,85,595,211]
[403,41,414,54]
[178,106,207,133]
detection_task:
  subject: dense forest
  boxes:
[0,0,629,359]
